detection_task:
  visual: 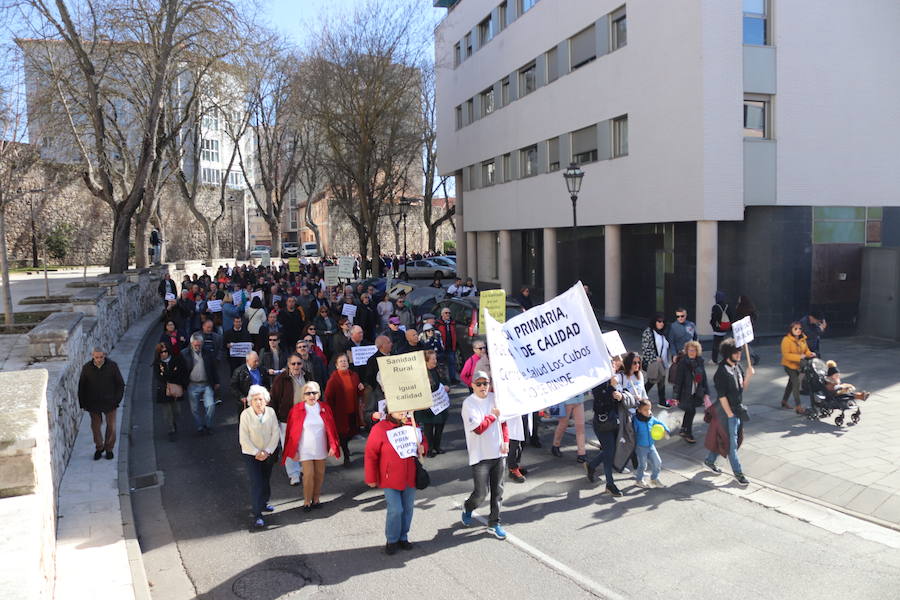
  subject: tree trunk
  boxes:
[268,220,281,259]
[135,213,150,269]
[109,210,133,273]
[427,227,437,253]
[303,193,322,255]
[0,208,14,326]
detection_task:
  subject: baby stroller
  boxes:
[801,357,861,426]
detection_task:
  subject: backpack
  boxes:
[711,303,731,332]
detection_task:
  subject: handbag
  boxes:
[414,457,430,490]
[166,382,184,398]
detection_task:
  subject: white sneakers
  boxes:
[635,478,665,488]
[650,479,664,488]
[635,479,650,488]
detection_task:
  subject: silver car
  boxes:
[400,258,456,280]
[248,245,271,260]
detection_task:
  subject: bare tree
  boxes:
[14,0,240,273]
[419,62,453,252]
[305,0,425,268]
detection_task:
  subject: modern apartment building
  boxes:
[434,0,900,334]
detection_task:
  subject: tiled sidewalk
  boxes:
[54,312,158,599]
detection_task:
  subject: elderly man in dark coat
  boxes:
[78,347,125,460]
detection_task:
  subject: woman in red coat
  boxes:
[364,411,425,555]
[324,354,365,466]
[282,381,340,511]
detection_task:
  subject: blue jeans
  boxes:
[441,350,458,383]
[244,452,276,518]
[706,416,743,475]
[588,427,617,485]
[384,487,416,543]
[635,445,662,481]
[188,383,215,430]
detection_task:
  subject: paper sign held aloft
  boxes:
[732,316,755,348]
[602,330,627,358]
[337,257,355,279]
[342,303,358,320]
[229,342,254,358]
[377,351,433,412]
[251,290,264,302]
[431,386,450,415]
[324,266,340,287]
[478,289,506,335]
[386,426,419,459]
[206,299,223,313]
[164,293,176,301]
[232,290,243,305]
[288,258,300,272]
[351,344,378,366]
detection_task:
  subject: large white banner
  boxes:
[486,282,612,420]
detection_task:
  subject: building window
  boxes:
[548,137,560,171]
[611,7,627,51]
[464,32,473,58]
[743,0,768,46]
[498,2,507,31]
[612,115,629,157]
[812,207,882,245]
[572,125,598,164]
[464,165,476,191]
[466,99,474,123]
[501,77,510,106]
[201,138,219,162]
[481,87,495,116]
[546,46,559,83]
[570,25,597,70]
[478,15,494,46]
[455,105,463,129]
[201,167,220,185]
[519,0,538,14]
[743,96,769,138]
[493,232,500,278]
[454,42,461,66]
[226,170,242,188]
[202,107,219,131]
[519,62,536,96]
[520,144,538,177]
[41,136,53,148]
[290,209,298,230]
[482,160,496,186]
[502,153,511,182]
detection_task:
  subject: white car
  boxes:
[400,258,456,280]
[430,256,457,269]
[248,245,271,260]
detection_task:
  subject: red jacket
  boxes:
[324,369,363,436]
[282,401,341,463]
[364,420,422,491]
[436,319,457,352]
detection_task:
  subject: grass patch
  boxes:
[19,295,71,305]
[0,311,52,333]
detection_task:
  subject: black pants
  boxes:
[645,379,666,405]
[508,439,524,470]
[782,367,802,406]
[712,335,726,363]
[465,457,506,526]
[244,452,277,518]
[422,422,445,452]
[681,398,698,436]
[588,426,617,485]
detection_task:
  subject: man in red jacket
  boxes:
[364,411,425,555]
[436,308,460,384]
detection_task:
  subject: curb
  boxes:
[116,314,159,600]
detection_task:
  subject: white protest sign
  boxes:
[486,282,612,420]
[351,344,378,366]
[324,266,340,287]
[272,294,282,304]
[342,303,357,323]
[377,399,387,420]
[386,426,419,459]
[602,330,627,358]
[260,254,271,267]
[164,293,176,301]
[732,316,755,348]
[431,386,450,415]
[232,290,243,305]
[337,257,355,279]
[251,290,264,302]
[206,299,223,313]
[229,342,254,358]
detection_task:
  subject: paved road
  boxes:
[130,331,900,599]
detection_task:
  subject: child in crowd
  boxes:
[632,399,669,488]
[824,360,870,401]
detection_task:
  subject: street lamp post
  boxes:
[563,163,585,284]
[399,197,412,257]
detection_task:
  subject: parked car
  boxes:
[423,296,526,363]
[249,245,271,260]
[399,258,455,280]
[282,241,299,256]
[301,242,319,257]
[430,256,457,270]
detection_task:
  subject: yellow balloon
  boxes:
[651,424,666,441]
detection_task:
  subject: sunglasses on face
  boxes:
[473,381,490,387]
[474,346,486,351]
[676,315,686,319]
[304,391,320,396]
[288,361,301,366]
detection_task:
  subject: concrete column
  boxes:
[695,221,718,336]
[543,227,557,300]
[466,231,478,282]
[498,229,513,291]
[454,172,466,278]
[604,224,621,318]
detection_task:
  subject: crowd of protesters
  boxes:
[138,263,847,553]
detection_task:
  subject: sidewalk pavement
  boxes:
[607,331,900,529]
[54,311,158,600]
